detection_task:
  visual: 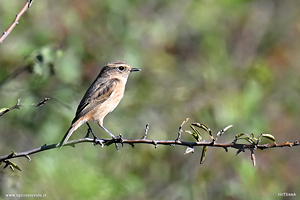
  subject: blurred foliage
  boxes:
[0,0,300,199]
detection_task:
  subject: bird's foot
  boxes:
[85,124,104,147]
[112,134,124,151]
[93,136,104,148]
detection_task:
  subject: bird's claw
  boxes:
[93,136,104,148]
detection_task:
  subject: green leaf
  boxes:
[185,130,201,142]
[236,133,259,144]
[10,161,22,171]
[261,133,276,144]
[237,136,255,144]
[0,108,9,113]
[189,126,202,141]
[0,108,9,117]
[191,123,213,140]
[246,138,256,144]
[236,133,247,138]
[200,146,208,164]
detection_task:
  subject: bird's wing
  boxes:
[72,78,119,123]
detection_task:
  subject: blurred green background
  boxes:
[0,0,300,199]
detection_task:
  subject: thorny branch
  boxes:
[0,120,299,170]
[0,99,299,170]
[0,136,299,162]
[0,0,35,44]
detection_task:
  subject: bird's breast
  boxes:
[106,85,125,113]
[92,82,126,121]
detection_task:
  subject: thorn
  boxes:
[119,134,124,147]
[141,124,149,139]
[3,162,9,169]
[222,147,228,152]
[236,148,245,156]
[152,140,157,149]
[129,143,134,148]
[25,155,31,161]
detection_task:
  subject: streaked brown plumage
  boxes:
[59,61,140,148]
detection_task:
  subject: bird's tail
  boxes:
[58,122,80,148]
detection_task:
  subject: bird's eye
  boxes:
[118,66,125,71]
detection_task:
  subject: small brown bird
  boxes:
[59,61,141,148]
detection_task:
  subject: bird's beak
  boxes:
[130,68,141,72]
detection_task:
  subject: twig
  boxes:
[176,118,189,141]
[0,0,34,44]
[34,98,50,107]
[0,98,50,117]
[0,99,22,117]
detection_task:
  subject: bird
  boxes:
[58,61,141,148]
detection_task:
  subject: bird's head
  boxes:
[101,61,141,79]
